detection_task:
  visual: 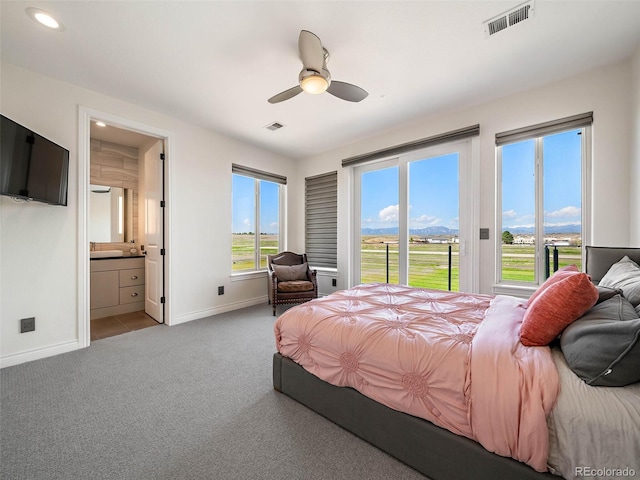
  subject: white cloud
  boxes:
[411,214,441,226]
[378,204,399,222]
[243,218,251,228]
[545,206,581,218]
[502,209,517,219]
[508,223,535,229]
[543,221,581,228]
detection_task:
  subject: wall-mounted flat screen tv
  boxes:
[0,114,69,206]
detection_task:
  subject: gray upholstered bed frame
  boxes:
[272,246,640,480]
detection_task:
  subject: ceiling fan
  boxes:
[268,30,368,104]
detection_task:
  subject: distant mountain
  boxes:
[362,226,459,236]
[503,223,582,235]
[361,223,580,237]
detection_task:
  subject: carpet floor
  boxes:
[1,304,428,480]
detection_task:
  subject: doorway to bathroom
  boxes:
[78,107,172,347]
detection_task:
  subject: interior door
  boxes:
[144,140,164,322]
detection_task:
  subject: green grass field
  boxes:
[233,234,582,290]
[359,237,581,290]
[499,244,581,282]
[361,241,459,290]
[232,234,278,271]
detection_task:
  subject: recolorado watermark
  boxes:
[575,466,637,478]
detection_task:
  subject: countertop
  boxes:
[90,254,145,260]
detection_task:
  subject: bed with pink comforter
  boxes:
[274,283,559,473]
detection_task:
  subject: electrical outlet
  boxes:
[20,317,35,333]
[218,286,224,295]
[332,278,337,287]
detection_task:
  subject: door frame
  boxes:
[77,106,174,348]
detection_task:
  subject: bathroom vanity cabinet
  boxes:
[90,257,145,319]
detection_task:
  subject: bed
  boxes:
[272,246,640,480]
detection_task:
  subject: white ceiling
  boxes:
[2,1,640,159]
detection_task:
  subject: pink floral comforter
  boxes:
[274,283,559,472]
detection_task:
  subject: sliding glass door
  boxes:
[359,165,399,284]
[353,140,473,292]
[408,152,460,291]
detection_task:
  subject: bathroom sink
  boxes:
[90,250,123,258]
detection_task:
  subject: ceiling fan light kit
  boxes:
[300,71,329,94]
[268,30,368,104]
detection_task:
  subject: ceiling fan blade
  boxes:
[298,30,324,72]
[268,85,303,104]
[326,81,369,102]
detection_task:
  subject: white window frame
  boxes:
[494,125,592,295]
[231,170,286,276]
[351,139,476,291]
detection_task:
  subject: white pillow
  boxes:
[599,256,640,307]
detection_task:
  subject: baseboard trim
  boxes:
[172,295,269,325]
[0,340,81,369]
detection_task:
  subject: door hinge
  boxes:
[160,153,165,160]
[160,248,166,255]
[160,200,165,207]
[161,296,166,304]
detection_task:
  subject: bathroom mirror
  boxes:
[89,184,133,242]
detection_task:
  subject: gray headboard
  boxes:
[585,246,640,283]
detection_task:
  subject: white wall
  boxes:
[0,63,296,366]
[2,53,636,366]
[630,45,640,245]
[294,58,635,294]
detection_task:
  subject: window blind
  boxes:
[495,112,593,146]
[231,164,286,184]
[305,171,337,269]
[341,124,480,168]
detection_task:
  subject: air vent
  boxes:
[484,0,535,38]
[265,122,285,131]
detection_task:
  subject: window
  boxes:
[354,148,465,290]
[231,164,285,272]
[305,171,337,269]
[496,113,592,287]
[345,125,479,292]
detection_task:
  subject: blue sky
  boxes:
[232,176,279,234]
[359,129,581,233]
[360,153,460,231]
[502,129,582,231]
[232,129,581,235]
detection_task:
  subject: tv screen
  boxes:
[0,114,69,206]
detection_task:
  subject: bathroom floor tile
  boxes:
[91,311,159,341]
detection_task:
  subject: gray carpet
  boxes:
[1,305,428,480]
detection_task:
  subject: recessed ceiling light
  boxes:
[95,121,107,127]
[26,7,63,30]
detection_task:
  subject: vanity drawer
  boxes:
[119,268,145,287]
[120,285,145,304]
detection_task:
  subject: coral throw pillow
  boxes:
[520,272,598,346]
[526,265,579,307]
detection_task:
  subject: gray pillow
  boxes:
[561,295,640,386]
[272,263,308,281]
[595,285,623,304]
[598,255,640,307]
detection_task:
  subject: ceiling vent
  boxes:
[484,0,535,38]
[265,122,285,131]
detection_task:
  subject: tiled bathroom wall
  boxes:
[90,138,140,254]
